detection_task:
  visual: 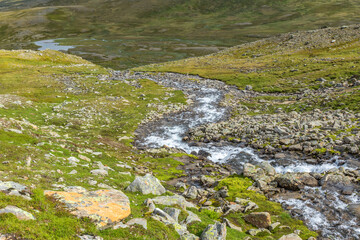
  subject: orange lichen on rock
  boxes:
[45,188,131,228]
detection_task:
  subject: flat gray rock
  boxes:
[126,218,147,230]
[126,174,165,195]
[0,206,35,220]
[151,194,196,209]
[201,222,227,240]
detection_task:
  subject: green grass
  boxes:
[138,38,360,93]
[0,49,189,239]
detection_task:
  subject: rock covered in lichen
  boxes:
[126,173,166,195]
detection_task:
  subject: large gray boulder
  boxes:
[126,174,166,195]
[201,222,227,240]
[0,206,35,220]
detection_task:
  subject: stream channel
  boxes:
[115,71,360,239]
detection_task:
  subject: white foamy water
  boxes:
[278,187,360,239]
[273,157,349,174]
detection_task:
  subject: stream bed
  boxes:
[117,71,360,239]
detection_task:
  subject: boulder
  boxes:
[45,187,130,228]
[276,173,318,191]
[248,228,271,236]
[183,210,201,225]
[183,186,198,199]
[126,218,147,230]
[348,204,360,218]
[0,181,32,200]
[164,207,181,223]
[278,233,302,240]
[126,174,166,195]
[0,206,35,220]
[151,195,196,209]
[201,222,227,240]
[244,212,271,228]
[321,172,357,192]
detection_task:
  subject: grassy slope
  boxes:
[137,25,360,92]
[0,50,317,239]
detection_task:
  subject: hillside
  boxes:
[0,0,360,68]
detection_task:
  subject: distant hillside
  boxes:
[0,0,359,68]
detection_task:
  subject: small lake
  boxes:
[34,39,75,51]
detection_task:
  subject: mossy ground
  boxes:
[0,49,187,239]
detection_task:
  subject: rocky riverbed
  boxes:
[118,71,360,239]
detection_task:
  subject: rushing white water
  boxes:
[132,73,360,239]
[34,39,75,51]
[272,157,350,174]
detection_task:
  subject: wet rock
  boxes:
[45,188,130,228]
[0,206,35,220]
[126,174,165,195]
[151,195,196,209]
[321,172,356,192]
[276,173,318,191]
[348,204,360,218]
[201,222,227,240]
[244,212,271,228]
[126,218,147,230]
[259,161,276,176]
[278,233,302,240]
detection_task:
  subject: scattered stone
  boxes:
[201,222,227,240]
[164,207,181,223]
[45,188,130,228]
[223,218,242,232]
[113,222,128,229]
[151,195,196,209]
[78,235,103,240]
[0,206,35,220]
[0,181,31,200]
[90,169,108,176]
[184,186,198,199]
[248,228,271,236]
[181,211,199,226]
[244,212,271,228]
[126,218,147,230]
[269,222,281,231]
[278,233,302,240]
[126,174,165,195]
